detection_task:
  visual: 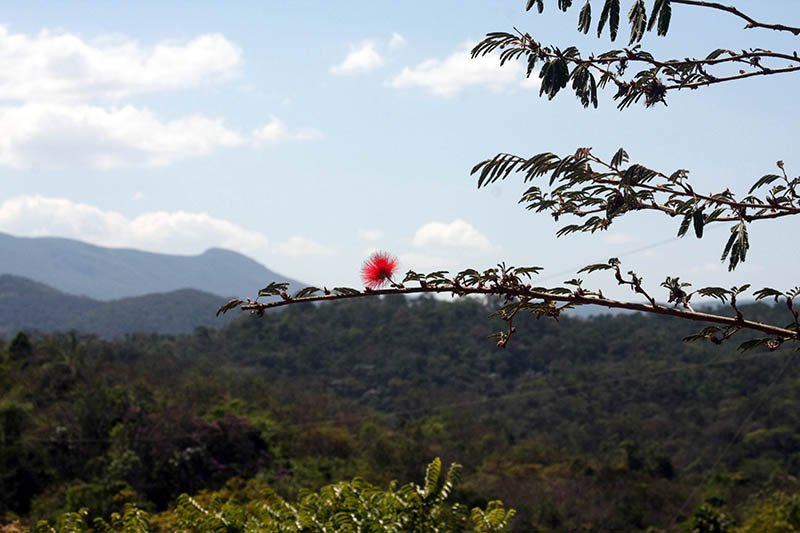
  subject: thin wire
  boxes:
[538,223,726,284]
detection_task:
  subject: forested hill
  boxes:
[0,274,235,337]
[0,232,298,300]
[2,296,798,531]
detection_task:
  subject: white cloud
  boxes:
[0,26,241,102]
[412,219,492,252]
[358,228,383,241]
[0,103,242,169]
[0,195,270,258]
[272,236,333,257]
[330,40,384,75]
[390,41,537,96]
[389,32,406,49]
[252,116,323,143]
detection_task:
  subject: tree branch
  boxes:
[672,0,800,35]
[235,285,798,342]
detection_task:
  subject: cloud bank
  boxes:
[390,41,538,96]
[0,195,333,260]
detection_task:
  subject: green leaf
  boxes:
[721,222,749,271]
[216,298,242,316]
[692,209,704,238]
[610,147,629,169]
[696,287,731,303]
[526,0,545,13]
[737,338,774,352]
[748,174,782,194]
[597,0,620,41]
[647,0,671,35]
[677,213,692,238]
[294,286,321,298]
[754,287,784,302]
[628,0,647,44]
[683,326,722,344]
[259,282,290,297]
[656,0,672,35]
[578,0,591,33]
[333,287,361,295]
[577,263,614,274]
[423,457,442,499]
[514,266,543,278]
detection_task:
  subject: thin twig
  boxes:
[672,0,800,35]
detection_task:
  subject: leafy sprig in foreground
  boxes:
[473,1,800,109]
[220,260,800,351]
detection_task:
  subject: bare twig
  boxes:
[672,0,800,35]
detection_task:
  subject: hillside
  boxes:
[2,296,797,531]
[0,232,299,300]
[0,274,236,337]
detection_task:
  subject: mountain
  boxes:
[0,274,238,337]
[0,232,299,300]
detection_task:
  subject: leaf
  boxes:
[514,266,543,278]
[423,457,442,499]
[333,287,361,295]
[610,147,629,169]
[656,0,672,35]
[732,284,751,295]
[648,0,671,35]
[558,0,573,11]
[692,209,704,238]
[748,174,782,194]
[597,0,621,41]
[258,282,290,297]
[683,326,722,343]
[737,338,773,352]
[754,287,784,302]
[293,286,321,298]
[721,222,748,271]
[677,213,692,238]
[696,287,731,303]
[526,0,545,13]
[403,270,425,283]
[578,0,592,33]
[216,299,242,316]
[628,0,647,44]
[577,263,614,273]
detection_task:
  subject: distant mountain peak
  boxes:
[0,231,301,300]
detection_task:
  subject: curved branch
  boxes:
[672,0,800,35]
[665,64,800,90]
[236,285,798,342]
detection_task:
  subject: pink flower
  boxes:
[361,251,398,289]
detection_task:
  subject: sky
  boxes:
[1,1,798,301]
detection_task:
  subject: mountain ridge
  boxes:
[0,231,299,300]
[0,273,239,337]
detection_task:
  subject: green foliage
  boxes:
[737,492,800,533]
[3,300,800,531]
[478,1,799,108]
[168,459,513,532]
[685,502,733,533]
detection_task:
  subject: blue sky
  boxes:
[1,1,797,300]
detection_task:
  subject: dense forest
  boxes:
[2,296,799,531]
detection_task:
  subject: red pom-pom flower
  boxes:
[361,251,398,289]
